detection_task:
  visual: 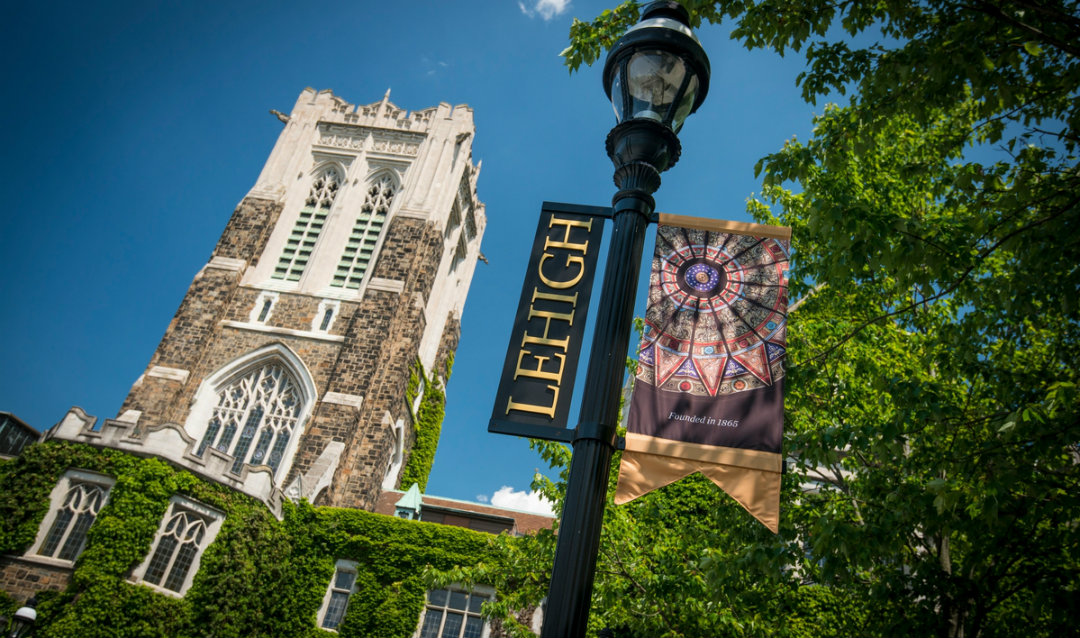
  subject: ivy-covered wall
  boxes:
[399,356,451,493]
[0,441,494,638]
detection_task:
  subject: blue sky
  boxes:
[0,0,821,512]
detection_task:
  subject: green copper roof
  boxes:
[395,483,423,512]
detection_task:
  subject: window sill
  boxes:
[220,320,346,343]
[7,554,77,571]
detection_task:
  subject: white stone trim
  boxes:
[48,408,286,518]
[246,185,286,201]
[147,366,191,383]
[207,256,247,272]
[130,494,225,597]
[284,441,345,503]
[395,207,430,220]
[252,278,301,293]
[366,278,405,294]
[322,392,364,408]
[221,320,346,343]
[116,409,143,424]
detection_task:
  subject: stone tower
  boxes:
[51,88,486,513]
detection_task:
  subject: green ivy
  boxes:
[0,441,494,638]
[398,360,449,492]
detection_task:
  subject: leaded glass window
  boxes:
[142,507,209,593]
[36,480,109,562]
[320,563,358,630]
[332,174,395,289]
[195,363,302,476]
[273,167,341,282]
[135,497,223,596]
[419,588,489,638]
[257,298,273,322]
[0,414,38,456]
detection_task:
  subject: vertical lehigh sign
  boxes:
[489,202,608,441]
[615,214,791,533]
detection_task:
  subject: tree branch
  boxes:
[807,201,1078,364]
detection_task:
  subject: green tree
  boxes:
[460,2,1080,637]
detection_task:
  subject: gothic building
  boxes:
[49,87,486,515]
[0,90,546,637]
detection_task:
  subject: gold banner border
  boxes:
[657,213,791,241]
[624,432,782,474]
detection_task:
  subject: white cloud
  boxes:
[475,493,489,503]
[488,486,555,516]
[518,0,571,21]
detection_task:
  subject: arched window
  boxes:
[195,363,302,475]
[273,166,342,282]
[29,470,114,564]
[188,345,315,482]
[332,173,396,289]
[132,495,224,596]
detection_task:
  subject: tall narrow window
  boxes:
[133,496,224,596]
[332,174,395,289]
[257,299,273,322]
[273,167,340,282]
[195,363,302,476]
[419,588,490,638]
[30,470,114,563]
[381,420,405,490]
[319,560,359,630]
[450,235,468,273]
[444,200,461,239]
[313,299,340,333]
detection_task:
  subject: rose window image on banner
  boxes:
[637,225,790,398]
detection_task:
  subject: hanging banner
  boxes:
[615,214,791,533]
[489,202,609,441]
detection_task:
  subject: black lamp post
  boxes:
[540,3,710,637]
[8,596,37,638]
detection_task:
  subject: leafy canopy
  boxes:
[467,2,1080,637]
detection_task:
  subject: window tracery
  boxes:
[332,173,396,289]
[31,472,114,563]
[133,496,224,596]
[195,363,302,476]
[273,166,342,282]
[142,508,207,592]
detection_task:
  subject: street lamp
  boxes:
[541,3,710,638]
[604,0,710,200]
[8,596,37,638]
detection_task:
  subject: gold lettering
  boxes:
[538,252,585,289]
[545,215,592,253]
[514,349,566,384]
[532,289,579,306]
[521,289,577,350]
[506,385,560,418]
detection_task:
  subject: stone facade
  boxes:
[0,557,72,601]
[49,88,486,514]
